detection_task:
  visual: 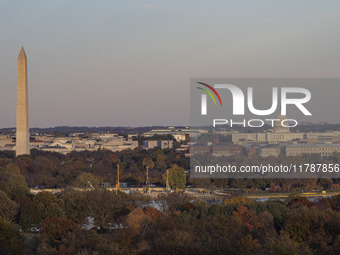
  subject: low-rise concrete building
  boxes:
[211,144,244,157]
[0,135,15,151]
[144,128,207,141]
[190,144,244,157]
[261,146,281,157]
[232,132,305,144]
[190,145,211,154]
[144,140,173,149]
[286,143,340,157]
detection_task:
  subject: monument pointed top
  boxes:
[18,47,26,59]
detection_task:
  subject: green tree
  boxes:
[0,216,25,255]
[62,190,87,224]
[69,229,102,254]
[163,165,186,190]
[142,157,154,169]
[19,200,42,231]
[318,178,333,189]
[223,196,247,206]
[5,163,20,175]
[263,200,291,231]
[284,214,311,242]
[7,174,29,202]
[33,192,63,220]
[155,153,167,170]
[262,231,311,255]
[0,191,18,223]
[75,172,103,189]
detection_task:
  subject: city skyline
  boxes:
[1,1,340,128]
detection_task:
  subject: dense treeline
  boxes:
[192,152,340,191]
[0,148,188,189]
[0,185,339,254]
[0,149,340,254]
[1,148,340,191]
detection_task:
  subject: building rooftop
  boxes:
[287,143,340,147]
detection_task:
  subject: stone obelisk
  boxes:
[16,47,30,156]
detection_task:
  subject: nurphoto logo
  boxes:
[196,81,312,128]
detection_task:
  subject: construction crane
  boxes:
[87,181,94,190]
[145,166,150,194]
[116,164,121,194]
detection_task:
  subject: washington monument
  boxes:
[16,47,30,156]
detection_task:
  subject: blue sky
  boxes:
[1,0,340,127]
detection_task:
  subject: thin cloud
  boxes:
[140,3,156,9]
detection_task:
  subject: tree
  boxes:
[5,163,20,175]
[144,207,161,220]
[318,178,333,189]
[19,200,42,231]
[155,153,167,170]
[61,190,87,224]
[223,196,247,206]
[75,172,103,189]
[7,174,29,202]
[330,184,340,191]
[142,157,154,169]
[262,231,311,254]
[253,211,276,242]
[0,191,18,223]
[163,165,186,190]
[230,178,246,189]
[34,191,57,204]
[287,197,314,209]
[40,216,78,248]
[284,213,311,242]
[33,191,63,220]
[86,189,125,233]
[109,154,120,166]
[69,229,102,254]
[126,207,150,234]
[331,195,340,211]
[263,200,291,231]
[156,193,191,212]
[188,178,213,188]
[233,205,258,231]
[0,216,25,255]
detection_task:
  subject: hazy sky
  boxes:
[1,0,340,128]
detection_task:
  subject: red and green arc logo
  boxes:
[196,82,223,106]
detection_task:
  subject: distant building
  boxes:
[190,145,211,154]
[305,131,340,143]
[248,146,257,157]
[94,136,138,152]
[190,144,244,157]
[261,146,281,157]
[232,114,306,144]
[211,145,244,157]
[0,135,14,151]
[144,128,207,141]
[35,133,138,154]
[286,144,340,157]
[144,140,173,149]
[232,132,305,144]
